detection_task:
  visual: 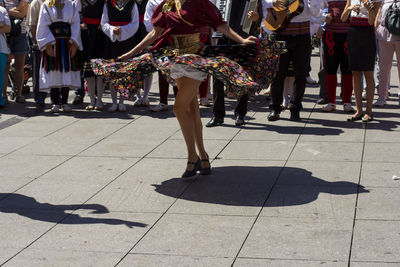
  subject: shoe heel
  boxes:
[200,154,211,175]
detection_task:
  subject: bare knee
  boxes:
[173,102,190,116]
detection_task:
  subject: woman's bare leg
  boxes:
[190,96,210,169]
[352,71,363,117]
[364,70,375,117]
[174,77,203,171]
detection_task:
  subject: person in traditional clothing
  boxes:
[133,0,152,107]
[36,0,82,113]
[101,0,139,112]
[119,0,258,177]
[320,0,354,113]
[0,5,10,107]
[91,0,284,177]
[80,0,107,110]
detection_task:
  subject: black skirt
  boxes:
[81,25,107,77]
[347,25,376,71]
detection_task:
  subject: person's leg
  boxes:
[142,74,152,104]
[0,53,7,106]
[95,77,105,109]
[60,87,71,112]
[174,77,204,172]
[159,72,169,105]
[352,71,364,118]
[377,40,394,103]
[2,61,9,102]
[235,93,249,117]
[364,70,375,117]
[212,78,225,118]
[109,84,118,112]
[13,53,26,102]
[394,42,400,102]
[199,76,209,106]
[85,76,96,109]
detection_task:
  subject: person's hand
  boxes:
[325,13,333,24]
[81,23,88,30]
[316,26,323,39]
[46,45,54,57]
[273,0,286,10]
[242,36,257,45]
[113,26,121,35]
[349,4,361,13]
[363,0,375,12]
[248,10,259,22]
[70,42,78,57]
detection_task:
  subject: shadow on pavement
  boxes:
[153,166,368,207]
[0,193,147,228]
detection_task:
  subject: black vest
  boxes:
[107,0,135,24]
[82,0,105,20]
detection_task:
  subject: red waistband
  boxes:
[139,14,144,24]
[350,17,371,26]
[110,21,130,26]
[83,17,101,25]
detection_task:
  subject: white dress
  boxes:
[36,0,82,91]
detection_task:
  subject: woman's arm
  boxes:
[216,23,257,45]
[374,4,382,29]
[7,0,29,19]
[367,1,381,25]
[341,0,359,22]
[118,26,165,60]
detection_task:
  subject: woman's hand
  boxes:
[241,36,257,45]
[363,0,375,12]
[348,4,361,13]
[46,45,54,57]
[81,23,88,30]
[113,26,121,35]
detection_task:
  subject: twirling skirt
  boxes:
[90,38,286,98]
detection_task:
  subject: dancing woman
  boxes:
[92,0,285,178]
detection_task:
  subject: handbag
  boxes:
[9,18,22,37]
[385,0,400,35]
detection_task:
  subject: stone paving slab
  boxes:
[219,140,296,160]
[238,217,353,261]
[360,162,400,187]
[233,258,346,267]
[119,254,234,267]
[0,136,40,154]
[351,220,400,263]
[356,187,400,220]
[278,160,362,185]
[363,142,400,162]
[25,210,159,253]
[289,141,364,161]
[4,249,123,267]
[261,184,359,219]
[132,213,254,258]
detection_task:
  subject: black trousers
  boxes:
[269,34,311,112]
[50,87,69,105]
[212,78,248,118]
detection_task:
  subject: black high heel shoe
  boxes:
[181,158,200,178]
[200,154,211,175]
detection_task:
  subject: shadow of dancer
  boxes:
[152,166,368,208]
[0,193,147,228]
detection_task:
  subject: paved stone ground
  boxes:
[0,53,400,267]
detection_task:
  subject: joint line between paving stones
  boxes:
[0,122,181,266]
[347,122,367,267]
[231,102,315,266]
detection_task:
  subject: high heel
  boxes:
[200,154,211,175]
[181,158,200,178]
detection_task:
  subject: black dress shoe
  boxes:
[206,117,224,127]
[235,115,245,126]
[267,111,280,121]
[290,110,300,121]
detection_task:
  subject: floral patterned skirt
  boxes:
[91,38,286,98]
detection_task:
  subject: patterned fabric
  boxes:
[91,38,286,98]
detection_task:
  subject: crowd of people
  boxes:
[0,0,398,176]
